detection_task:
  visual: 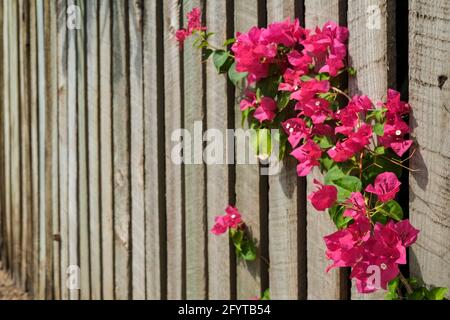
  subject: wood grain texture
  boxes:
[56,0,69,301]
[266,0,306,300]
[0,0,4,269]
[28,0,40,296]
[67,0,79,300]
[86,0,102,300]
[9,0,22,287]
[143,0,164,300]
[99,0,114,300]
[348,0,396,300]
[129,0,146,300]
[304,0,344,300]
[409,0,450,295]
[112,0,131,300]
[234,0,266,299]
[163,0,184,299]
[183,0,207,300]
[205,0,232,300]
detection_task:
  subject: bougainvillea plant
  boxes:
[177,8,448,300]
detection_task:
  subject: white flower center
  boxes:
[286,123,290,129]
[395,130,402,136]
[380,263,387,270]
[315,101,321,106]
[289,128,294,133]
[231,214,236,219]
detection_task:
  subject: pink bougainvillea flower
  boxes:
[343,192,367,219]
[348,95,373,112]
[253,97,277,123]
[372,222,407,265]
[351,257,400,293]
[311,123,334,137]
[379,115,413,157]
[282,118,310,148]
[297,98,333,124]
[279,68,304,92]
[239,90,257,111]
[365,172,401,202]
[261,18,307,47]
[392,219,419,247]
[210,205,242,235]
[290,139,322,176]
[287,50,313,73]
[290,79,330,103]
[175,29,188,44]
[319,54,345,76]
[328,124,372,162]
[386,89,410,116]
[186,7,205,33]
[308,179,338,211]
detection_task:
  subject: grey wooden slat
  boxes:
[99,0,114,300]
[348,0,396,300]
[234,0,265,299]
[0,0,4,269]
[304,0,344,300]
[409,0,450,295]
[86,0,102,300]
[112,0,131,300]
[183,0,207,300]
[143,0,163,300]
[67,0,79,300]
[163,0,184,299]
[129,0,146,300]
[266,0,305,300]
[57,0,69,301]
[205,0,232,300]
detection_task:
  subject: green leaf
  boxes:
[374,146,385,155]
[388,277,400,294]
[277,91,291,111]
[256,75,282,98]
[385,291,399,300]
[213,50,233,73]
[223,37,235,46]
[228,62,247,86]
[324,166,345,185]
[347,67,357,76]
[378,200,403,221]
[300,75,313,81]
[202,48,214,60]
[328,205,352,229]
[332,176,362,202]
[366,108,387,122]
[239,238,257,261]
[257,129,272,159]
[315,73,330,80]
[373,123,385,136]
[261,288,270,300]
[427,287,448,300]
[314,135,334,149]
[241,108,253,127]
[408,287,428,300]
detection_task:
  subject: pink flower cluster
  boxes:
[325,217,419,293]
[210,205,242,235]
[176,7,206,45]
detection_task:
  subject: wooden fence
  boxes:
[0,0,448,300]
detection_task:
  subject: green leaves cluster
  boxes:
[229,228,257,261]
[386,277,448,300]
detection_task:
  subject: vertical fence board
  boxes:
[143,0,164,300]
[409,0,450,294]
[304,0,344,300]
[163,0,184,299]
[67,0,79,300]
[129,0,146,300]
[86,0,102,300]
[99,0,114,300]
[112,0,131,300]
[205,0,232,300]
[75,0,90,300]
[0,0,4,269]
[266,0,306,300]
[57,0,69,301]
[348,0,396,300]
[29,0,40,297]
[234,0,266,299]
[2,0,11,272]
[183,0,207,300]
[9,0,22,287]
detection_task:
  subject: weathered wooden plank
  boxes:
[163,0,184,299]
[9,0,23,287]
[57,0,69,301]
[348,0,396,300]
[409,0,450,295]
[1,0,12,272]
[67,0,79,300]
[112,0,131,300]
[99,0,114,300]
[86,0,102,300]
[28,0,40,297]
[234,0,266,299]
[0,0,4,269]
[128,0,146,300]
[304,0,344,300]
[18,0,32,292]
[205,0,232,300]
[183,0,207,300]
[143,0,163,300]
[75,0,90,300]
[266,0,306,300]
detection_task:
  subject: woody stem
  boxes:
[399,272,413,295]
